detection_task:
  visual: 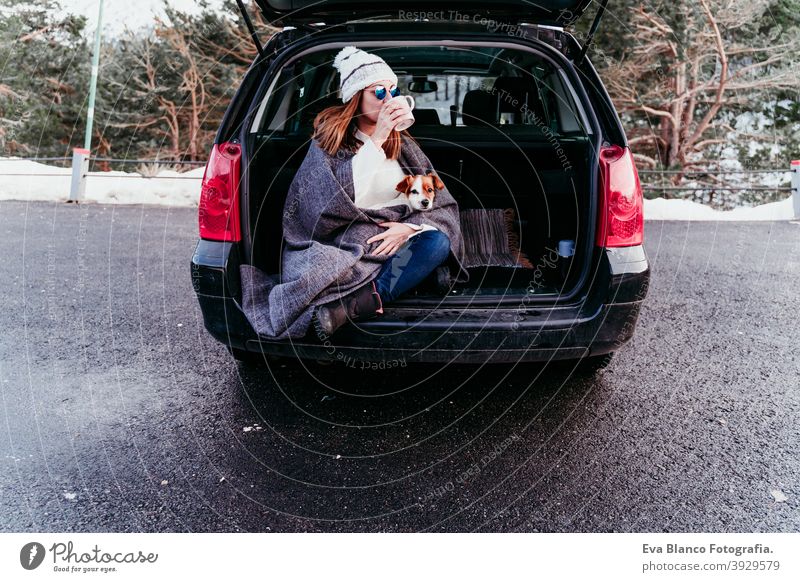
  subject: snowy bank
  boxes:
[644,195,795,221]
[0,158,205,207]
[0,157,797,220]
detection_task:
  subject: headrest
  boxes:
[491,76,547,124]
[412,108,441,125]
[462,89,498,126]
[301,94,340,126]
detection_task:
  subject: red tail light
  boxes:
[596,145,644,247]
[199,142,241,242]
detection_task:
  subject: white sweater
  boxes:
[352,127,438,238]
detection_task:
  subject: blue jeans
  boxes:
[373,229,451,304]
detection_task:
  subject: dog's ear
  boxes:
[428,172,445,191]
[395,175,413,193]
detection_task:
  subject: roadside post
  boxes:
[69,0,104,203]
[68,148,90,203]
[792,160,800,220]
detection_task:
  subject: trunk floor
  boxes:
[407,265,565,298]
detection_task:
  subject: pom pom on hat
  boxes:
[333,45,360,72]
[333,45,398,104]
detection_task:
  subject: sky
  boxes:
[60,0,227,35]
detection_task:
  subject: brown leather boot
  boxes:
[313,280,384,336]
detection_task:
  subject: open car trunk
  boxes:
[247,129,594,306]
[251,0,594,26]
[242,39,598,307]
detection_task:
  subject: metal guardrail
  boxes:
[642,186,792,191]
[639,168,793,191]
[0,174,201,179]
[0,156,206,165]
[639,169,789,175]
[0,155,206,199]
[1,153,798,217]
[639,168,792,192]
[638,165,799,217]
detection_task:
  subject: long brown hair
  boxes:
[312,89,418,159]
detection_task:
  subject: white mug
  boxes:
[389,95,415,131]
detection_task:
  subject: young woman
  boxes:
[239,46,468,341]
[309,46,468,336]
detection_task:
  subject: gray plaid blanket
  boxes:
[239,134,470,340]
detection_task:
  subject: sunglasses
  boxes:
[371,84,400,100]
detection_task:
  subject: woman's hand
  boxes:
[371,100,409,148]
[366,221,416,255]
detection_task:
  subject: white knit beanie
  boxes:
[333,46,398,104]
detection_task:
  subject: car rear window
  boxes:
[251,43,591,137]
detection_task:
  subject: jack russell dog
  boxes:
[394,171,444,211]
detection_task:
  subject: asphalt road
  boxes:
[0,200,798,533]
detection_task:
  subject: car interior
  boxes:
[245,44,595,300]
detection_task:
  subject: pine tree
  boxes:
[0,0,90,157]
[96,1,276,163]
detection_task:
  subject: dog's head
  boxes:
[394,171,444,211]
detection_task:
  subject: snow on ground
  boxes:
[0,157,797,220]
[644,195,795,221]
[0,158,205,207]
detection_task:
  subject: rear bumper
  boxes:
[191,240,649,364]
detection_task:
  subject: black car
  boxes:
[191,0,650,371]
